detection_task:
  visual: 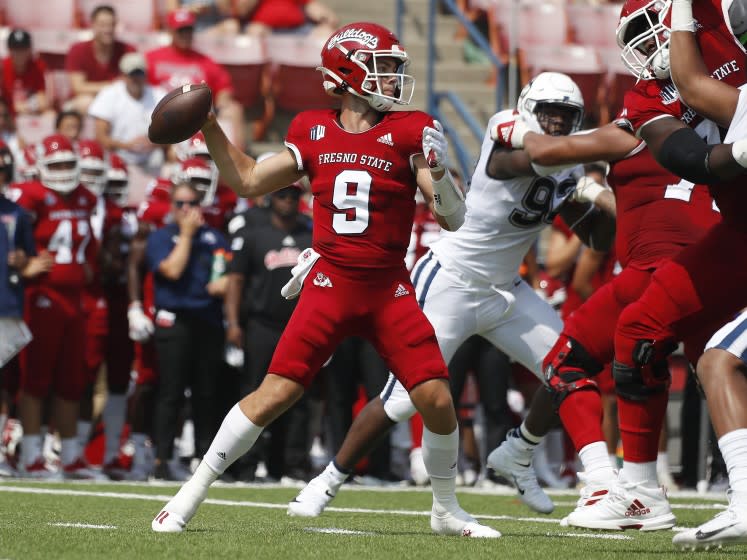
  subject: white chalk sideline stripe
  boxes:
[551,532,633,540]
[49,522,117,529]
[0,485,723,527]
[304,527,376,536]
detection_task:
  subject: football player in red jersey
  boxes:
[489,0,747,531]
[636,0,747,548]
[152,22,499,538]
[15,134,103,479]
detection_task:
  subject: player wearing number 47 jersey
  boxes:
[152,21,500,538]
[12,134,101,480]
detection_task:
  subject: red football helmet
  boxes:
[176,131,211,162]
[173,157,217,206]
[106,153,129,206]
[145,176,173,203]
[36,134,80,193]
[318,22,414,111]
[77,139,109,195]
[616,0,671,80]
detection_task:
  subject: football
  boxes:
[148,83,212,145]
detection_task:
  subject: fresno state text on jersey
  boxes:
[285,109,434,269]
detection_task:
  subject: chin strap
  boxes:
[431,167,466,229]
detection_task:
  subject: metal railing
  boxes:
[396,0,507,178]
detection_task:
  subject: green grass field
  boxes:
[0,480,743,559]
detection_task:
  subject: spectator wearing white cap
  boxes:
[88,53,168,176]
[65,5,136,114]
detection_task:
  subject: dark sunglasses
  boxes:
[273,190,301,200]
[174,199,200,208]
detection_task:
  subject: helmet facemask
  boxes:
[534,103,584,136]
[79,157,109,195]
[618,2,671,80]
[355,50,414,111]
[40,158,80,194]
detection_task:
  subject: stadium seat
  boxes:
[598,47,637,122]
[567,3,623,50]
[33,29,89,70]
[521,44,606,125]
[45,69,73,110]
[79,0,158,31]
[117,30,169,53]
[490,0,569,48]
[265,34,340,113]
[15,112,56,145]
[6,0,78,29]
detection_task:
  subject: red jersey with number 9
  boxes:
[14,180,97,290]
[285,109,434,269]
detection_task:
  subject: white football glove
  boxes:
[572,176,608,205]
[422,120,448,171]
[128,302,154,342]
[490,117,532,149]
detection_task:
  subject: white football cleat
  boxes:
[430,505,501,538]
[152,510,187,533]
[560,471,614,527]
[673,492,747,550]
[288,473,337,517]
[487,440,554,514]
[151,475,210,533]
[565,479,675,531]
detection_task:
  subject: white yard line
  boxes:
[551,532,633,540]
[304,527,376,536]
[0,484,725,528]
[49,522,117,529]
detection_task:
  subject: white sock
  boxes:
[519,423,543,444]
[422,427,459,513]
[656,452,670,474]
[579,441,615,483]
[0,413,7,435]
[622,461,658,488]
[77,421,92,451]
[102,394,127,463]
[60,437,80,466]
[21,434,42,466]
[324,461,350,493]
[202,404,263,475]
[719,428,747,494]
[166,461,219,523]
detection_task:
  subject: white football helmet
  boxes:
[617,0,671,80]
[36,134,80,194]
[517,72,584,135]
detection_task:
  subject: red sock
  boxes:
[617,391,667,463]
[410,413,423,449]
[558,390,604,452]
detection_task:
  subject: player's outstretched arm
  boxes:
[201,114,304,199]
[420,120,465,231]
[521,123,638,167]
[669,0,739,128]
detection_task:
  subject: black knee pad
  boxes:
[544,335,604,381]
[546,370,600,410]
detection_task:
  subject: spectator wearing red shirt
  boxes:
[65,5,136,114]
[1,30,51,118]
[244,0,338,38]
[146,10,245,150]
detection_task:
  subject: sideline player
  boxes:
[151,22,500,538]
[289,71,616,517]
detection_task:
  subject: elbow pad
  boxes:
[658,127,715,184]
[432,168,466,228]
